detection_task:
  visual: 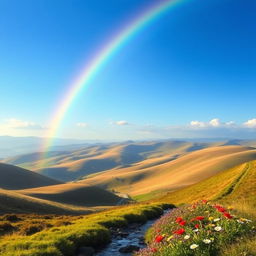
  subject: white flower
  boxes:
[237,220,244,224]
[184,235,190,240]
[190,244,199,249]
[213,218,220,222]
[193,229,199,232]
[203,239,212,244]
[214,226,222,231]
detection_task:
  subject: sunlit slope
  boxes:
[0,163,61,189]
[8,141,214,181]
[79,146,256,196]
[17,183,124,207]
[155,160,256,215]
[217,161,256,216]
[0,189,92,214]
[154,162,248,204]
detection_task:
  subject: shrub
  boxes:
[0,221,15,232]
[2,214,21,222]
[18,224,46,236]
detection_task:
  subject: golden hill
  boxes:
[78,145,256,197]
[155,160,256,217]
[5,140,231,181]
[0,163,60,190]
[0,188,92,214]
[17,183,125,207]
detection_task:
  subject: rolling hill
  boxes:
[154,160,256,218]
[0,188,93,214]
[78,145,256,197]
[4,140,233,181]
[0,163,61,189]
[17,183,126,207]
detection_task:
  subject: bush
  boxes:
[2,214,21,222]
[18,224,46,236]
[0,221,15,232]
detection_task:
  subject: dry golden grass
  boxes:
[80,146,256,197]
[0,189,94,215]
[17,183,124,207]
[5,141,223,181]
[0,163,60,190]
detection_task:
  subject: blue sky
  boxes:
[0,0,255,140]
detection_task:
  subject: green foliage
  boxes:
[0,203,169,256]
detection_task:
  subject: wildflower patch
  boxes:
[136,201,255,256]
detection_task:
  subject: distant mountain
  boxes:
[0,135,99,158]
[0,163,61,189]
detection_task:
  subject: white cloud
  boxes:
[76,122,88,128]
[190,120,206,128]
[3,118,45,130]
[137,118,256,140]
[209,118,221,127]
[111,120,130,126]
[244,119,256,128]
[190,118,235,129]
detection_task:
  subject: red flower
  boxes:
[156,229,161,233]
[176,217,183,223]
[214,205,226,212]
[195,224,200,229]
[179,220,186,226]
[196,216,205,221]
[202,200,208,204]
[217,207,226,213]
[151,248,157,252]
[173,228,185,235]
[223,212,233,219]
[155,235,164,243]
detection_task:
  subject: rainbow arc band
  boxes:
[40,0,189,166]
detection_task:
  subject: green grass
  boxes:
[0,203,172,256]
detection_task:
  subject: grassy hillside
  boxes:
[80,146,256,197]
[0,163,60,190]
[17,183,125,207]
[154,160,256,216]
[0,189,92,215]
[0,203,170,256]
[0,151,255,255]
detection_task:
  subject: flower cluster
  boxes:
[136,201,254,256]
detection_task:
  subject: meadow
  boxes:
[0,145,255,255]
[0,203,171,256]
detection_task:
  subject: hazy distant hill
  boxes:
[0,163,61,189]
[0,135,97,158]
[5,141,218,181]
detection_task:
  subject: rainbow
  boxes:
[40,0,189,164]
